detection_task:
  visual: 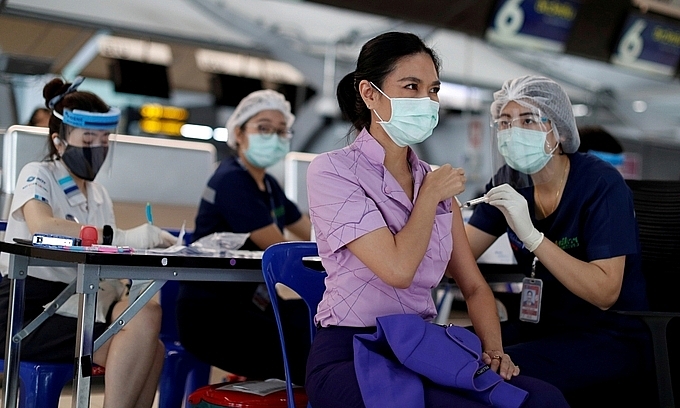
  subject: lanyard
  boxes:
[236,157,280,226]
[265,178,280,226]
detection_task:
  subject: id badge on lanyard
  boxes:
[520,257,543,323]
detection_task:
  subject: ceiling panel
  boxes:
[304,0,497,37]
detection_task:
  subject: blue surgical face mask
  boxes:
[497,127,557,174]
[244,133,290,168]
[371,82,439,147]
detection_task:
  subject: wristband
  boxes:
[102,225,113,245]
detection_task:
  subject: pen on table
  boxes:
[146,202,153,225]
[460,196,487,208]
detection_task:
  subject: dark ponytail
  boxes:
[336,71,366,129]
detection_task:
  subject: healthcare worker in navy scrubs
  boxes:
[176,89,312,385]
[465,75,653,405]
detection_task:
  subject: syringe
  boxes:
[460,196,487,208]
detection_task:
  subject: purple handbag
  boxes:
[354,314,528,408]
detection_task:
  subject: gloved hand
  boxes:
[485,183,544,252]
[112,223,177,249]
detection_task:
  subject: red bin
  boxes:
[188,381,308,408]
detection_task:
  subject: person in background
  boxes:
[176,89,312,385]
[577,125,627,175]
[27,107,50,127]
[305,32,567,408]
[0,77,176,408]
[464,75,652,405]
[576,125,623,155]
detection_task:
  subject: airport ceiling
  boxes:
[2,0,680,143]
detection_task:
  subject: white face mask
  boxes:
[244,133,290,168]
[371,82,439,147]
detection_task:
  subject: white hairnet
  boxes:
[490,75,580,153]
[225,89,295,149]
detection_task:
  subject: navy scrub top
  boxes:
[192,156,302,250]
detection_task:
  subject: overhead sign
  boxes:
[486,0,582,52]
[611,11,680,77]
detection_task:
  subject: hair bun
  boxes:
[42,78,67,106]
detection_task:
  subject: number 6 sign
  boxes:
[611,11,680,77]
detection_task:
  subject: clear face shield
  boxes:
[490,102,560,190]
[54,108,121,181]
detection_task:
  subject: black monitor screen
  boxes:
[110,59,170,99]
[211,74,263,107]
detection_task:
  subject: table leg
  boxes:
[72,263,99,408]
[2,254,29,408]
[94,280,165,351]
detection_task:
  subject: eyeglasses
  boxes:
[493,114,549,131]
[245,123,293,140]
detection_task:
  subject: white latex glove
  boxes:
[112,223,177,249]
[486,183,544,252]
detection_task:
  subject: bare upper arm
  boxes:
[446,208,490,296]
[22,199,55,234]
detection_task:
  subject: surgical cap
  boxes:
[225,89,295,149]
[490,75,580,153]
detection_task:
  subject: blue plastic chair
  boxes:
[0,359,74,408]
[0,282,208,408]
[261,241,326,408]
[157,280,211,408]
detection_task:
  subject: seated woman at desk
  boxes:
[176,89,312,384]
[305,32,567,408]
[464,75,652,405]
[0,77,176,408]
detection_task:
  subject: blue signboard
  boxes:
[611,12,680,77]
[486,0,582,52]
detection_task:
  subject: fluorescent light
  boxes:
[195,49,305,85]
[632,100,647,113]
[98,36,172,66]
[180,124,213,140]
[437,82,486,111]
[213,127,229,142]
[572,104,590,117]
